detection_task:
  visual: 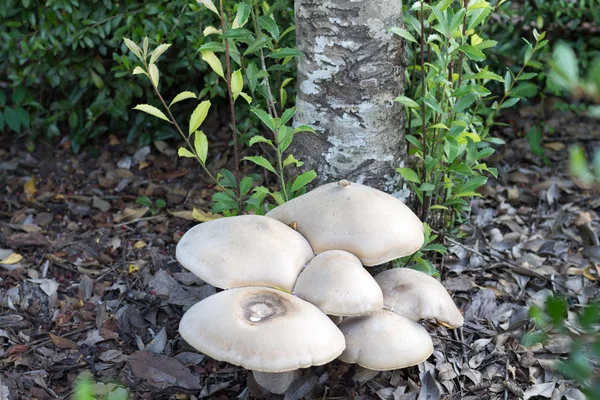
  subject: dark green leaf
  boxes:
[291,170,317,192]
[267,48,304,58]
[258,16,280,41]
[243,155,276,174]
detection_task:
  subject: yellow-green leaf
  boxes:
[198,0,219,16]
[123,37,142,60]
[203,26,222,36]
[201,51,224,78]
[149,64,159,87]
[239,92,252,104]
[231,69,243,97]
[194,130,208,164]
[169,91,197,107]
[149,43,172,65]
[178,147,195,158]
[132,66,146,75]
[133,104,170,122]
[189,100,211,135]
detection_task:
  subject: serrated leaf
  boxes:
[389,27,417,43]
[123,37,143,60]
[458,45,485,61]
[149,43,172,65]
[283,154,303,167]
[201,51,224,78]
[258,15,280,41]
[251,108,275,131]
[243,155,276,174]
[178,147,195,158]
[291,170,317,192]
[244,36,271,56]
[194,130,208,164]
[280,108,295,125]
[249,135,274,147]
[189,100,211,135]
[169,91,197,107]
[133,104,170,122]
[293,124,315,134]
[149,63,159,87]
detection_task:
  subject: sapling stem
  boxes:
[141,60,232,199]
[220,0,243,209]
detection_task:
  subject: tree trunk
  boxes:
[293,0,406,192]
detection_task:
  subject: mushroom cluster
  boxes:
[176,180,464,394]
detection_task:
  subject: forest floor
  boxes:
[0,102,598,400]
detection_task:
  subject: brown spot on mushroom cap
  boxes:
[176,215,314,290]
[375,268,464,328]
[179,287,346,372]
[293,250,383,316]
[337,310,433,371]
[266,180,424,266]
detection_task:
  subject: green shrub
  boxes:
[0,0,217,151]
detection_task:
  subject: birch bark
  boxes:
[293,0,406,192]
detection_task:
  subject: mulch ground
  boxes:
[0,103,598,399]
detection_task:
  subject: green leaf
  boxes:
[251,108,275,131]
[243,156,276,174]
[388,27,417,43]
[464,70,504,81]
[169,91,197,107]
[133,104,170,122]
[293,124,315,134]
[452,93,478,113]
[240,176,253,197]
[236,3,252,27]
[194,131,208,164]
[201,51,224,78]
[221,28,254,41]
[231,69,244,96]
[283,154,303,167]
[517,72,538,81]
[258,15,280,41]
[199,42,225,53]
[419,182,435,192]
[394,95,420,108]
[248,135,274,147]
[291,170,317,192]
[189,100,211,135]
[4,108,21,132]
[500,97,520,109]
[458,45,485,61]
[149,64,159,87]
[149,43,172,65]
[396,167,421,184]
[510,83,538,98]
[423,96,444,114]
[267,48,304,58]
[198,0,219,16]
[504,70,513,94]
[421,244,447,253]
[178,147,195,158]
[280,108,295,126]
[244,36,272,56]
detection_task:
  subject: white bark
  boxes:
[293,0,407,192]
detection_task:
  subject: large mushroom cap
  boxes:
[375,268,464,328]
[337,310,433,371]
[266,180,424,266]
[176,215,313,290]
[293,250,383,316]
[179,287,346,372]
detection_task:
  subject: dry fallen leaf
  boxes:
[24,177,37,200]
[113,207,148,223]
[0,253,23,265]
[192,207,220,222]
[49,333,77,349]
[133,240,147,249]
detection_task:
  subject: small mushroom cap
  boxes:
[179,287,346,372]
[266,180,424,266]
[375,268,464,328]
[176,215,313,290]
[337,310,433,371]
[293,250,383,316]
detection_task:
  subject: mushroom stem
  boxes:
[252,370,301,394]
[351,365,380,383]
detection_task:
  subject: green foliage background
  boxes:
[0,0,598,150]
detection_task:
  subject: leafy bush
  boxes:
[0,0,218,151]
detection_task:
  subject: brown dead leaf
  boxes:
[113,207,148,223]
[192,207,220,222]
[543,142,565,151]
[49,333,77,349]
[6,344,29,356]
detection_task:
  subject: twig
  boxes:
[113,214,166,227]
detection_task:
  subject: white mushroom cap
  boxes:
[337,310,433,371]
[266,180,424,266]
[374,268,464,328]
[179,287,346,372]
[293,250,383,316]
[176,215,313,290]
